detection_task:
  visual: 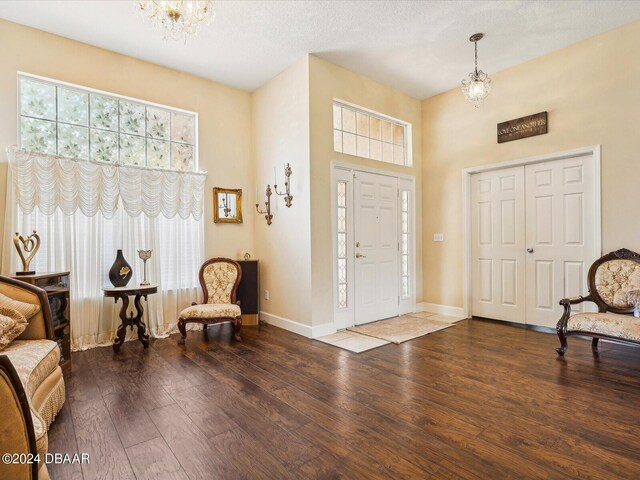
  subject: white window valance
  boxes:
[7,146,207,220]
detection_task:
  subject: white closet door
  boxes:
[354,171,399,325]
[525,155,596,327]
[471,167,526,323]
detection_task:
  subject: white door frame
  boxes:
[462,145,602,319]
[331,161,416,330]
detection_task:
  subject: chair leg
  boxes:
[178,318,187,344]
[203,324,208,331]
[556,329,568,356]
[233,316,242,341]
[592,337,599,354]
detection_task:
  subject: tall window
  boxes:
[10,74,204,351]
[336,181,348,309]
[401,190,410,298]
[333,100,412,166]
[18,73,197,170]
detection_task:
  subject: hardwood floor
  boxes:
[47,319,640,479]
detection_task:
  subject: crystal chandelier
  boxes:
[137,1,216,41]
[461,33,491,108]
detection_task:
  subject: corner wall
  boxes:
[421,20,640,309]
[251,56,313,328]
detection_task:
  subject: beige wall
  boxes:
[0,19,254,270]
[309,55,423,326]
[422,20,640,309]
[251,56,312,325]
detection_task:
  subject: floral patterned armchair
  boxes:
[556,248,640,356]
[177,258,242,344]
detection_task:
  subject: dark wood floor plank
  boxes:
[69,399,136,480]
[48,319,640,479]
[149,403,243,480]
[46,403,84,480]
[125,437,189,480]
[102,389,160,449]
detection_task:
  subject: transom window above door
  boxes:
[333,100,412,167]
[18,73,198,171]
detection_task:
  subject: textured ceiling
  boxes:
[1,1,640,99]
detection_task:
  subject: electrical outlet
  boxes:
[264,289,270,300]
[433,233,444,242]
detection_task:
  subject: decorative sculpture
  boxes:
[108,249,133,287]
[13,230,40,275]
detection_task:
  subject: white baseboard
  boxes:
[418,302,466,318]
[259,311,337,339]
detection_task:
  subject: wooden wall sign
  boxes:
[497,112,548,144]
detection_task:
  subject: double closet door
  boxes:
[471,155,597,328]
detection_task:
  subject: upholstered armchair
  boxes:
[556,248,640,356]
[177,258,242,344]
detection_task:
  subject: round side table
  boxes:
[103,285,158,352]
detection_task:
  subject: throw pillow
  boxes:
[0,292,40,320]
[0,312,27,350]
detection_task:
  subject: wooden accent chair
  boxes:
[177,258,242,344]
[0,355,40,479]
[556,248,640,356]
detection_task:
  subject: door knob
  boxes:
[356,253,367,258]
[527,248,534,253]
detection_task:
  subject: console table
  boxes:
[103,285,157,353]
[237,260,259,325]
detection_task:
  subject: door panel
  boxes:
[471,167,526,323]
[524,156,596,327]
[354,171,399,324]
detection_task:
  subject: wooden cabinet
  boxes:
[12,272,71,368]
[237,260,259,326]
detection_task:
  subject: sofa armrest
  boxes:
[0,275,53,340]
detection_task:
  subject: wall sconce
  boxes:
[274,163,293,208]
[255,184,273,226]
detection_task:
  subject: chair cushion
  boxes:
[1,340,59,461]
[567,312,640,342]
[2,340,60,399]
[595,259,640,309]
[179,303,241,320]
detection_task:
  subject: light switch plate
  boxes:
[433,233,444,242]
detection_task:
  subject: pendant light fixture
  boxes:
[461,33,492,108]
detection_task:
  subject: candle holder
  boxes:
[255,185,274,225]
[137,249,152,286]
[274,163,293,208]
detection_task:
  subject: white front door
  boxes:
[524,155,596,327]
[354,171,399,325]
[471,167,527,323]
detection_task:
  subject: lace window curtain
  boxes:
[3,147,206,351]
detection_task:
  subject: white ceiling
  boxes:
[1,1,640,99]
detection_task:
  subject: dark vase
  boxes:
[108,249,133,287]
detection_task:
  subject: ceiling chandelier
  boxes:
[461,33,491,108]
[137,1,216,41]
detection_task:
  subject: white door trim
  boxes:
[462,145,602,319]
[331,161,416,330]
